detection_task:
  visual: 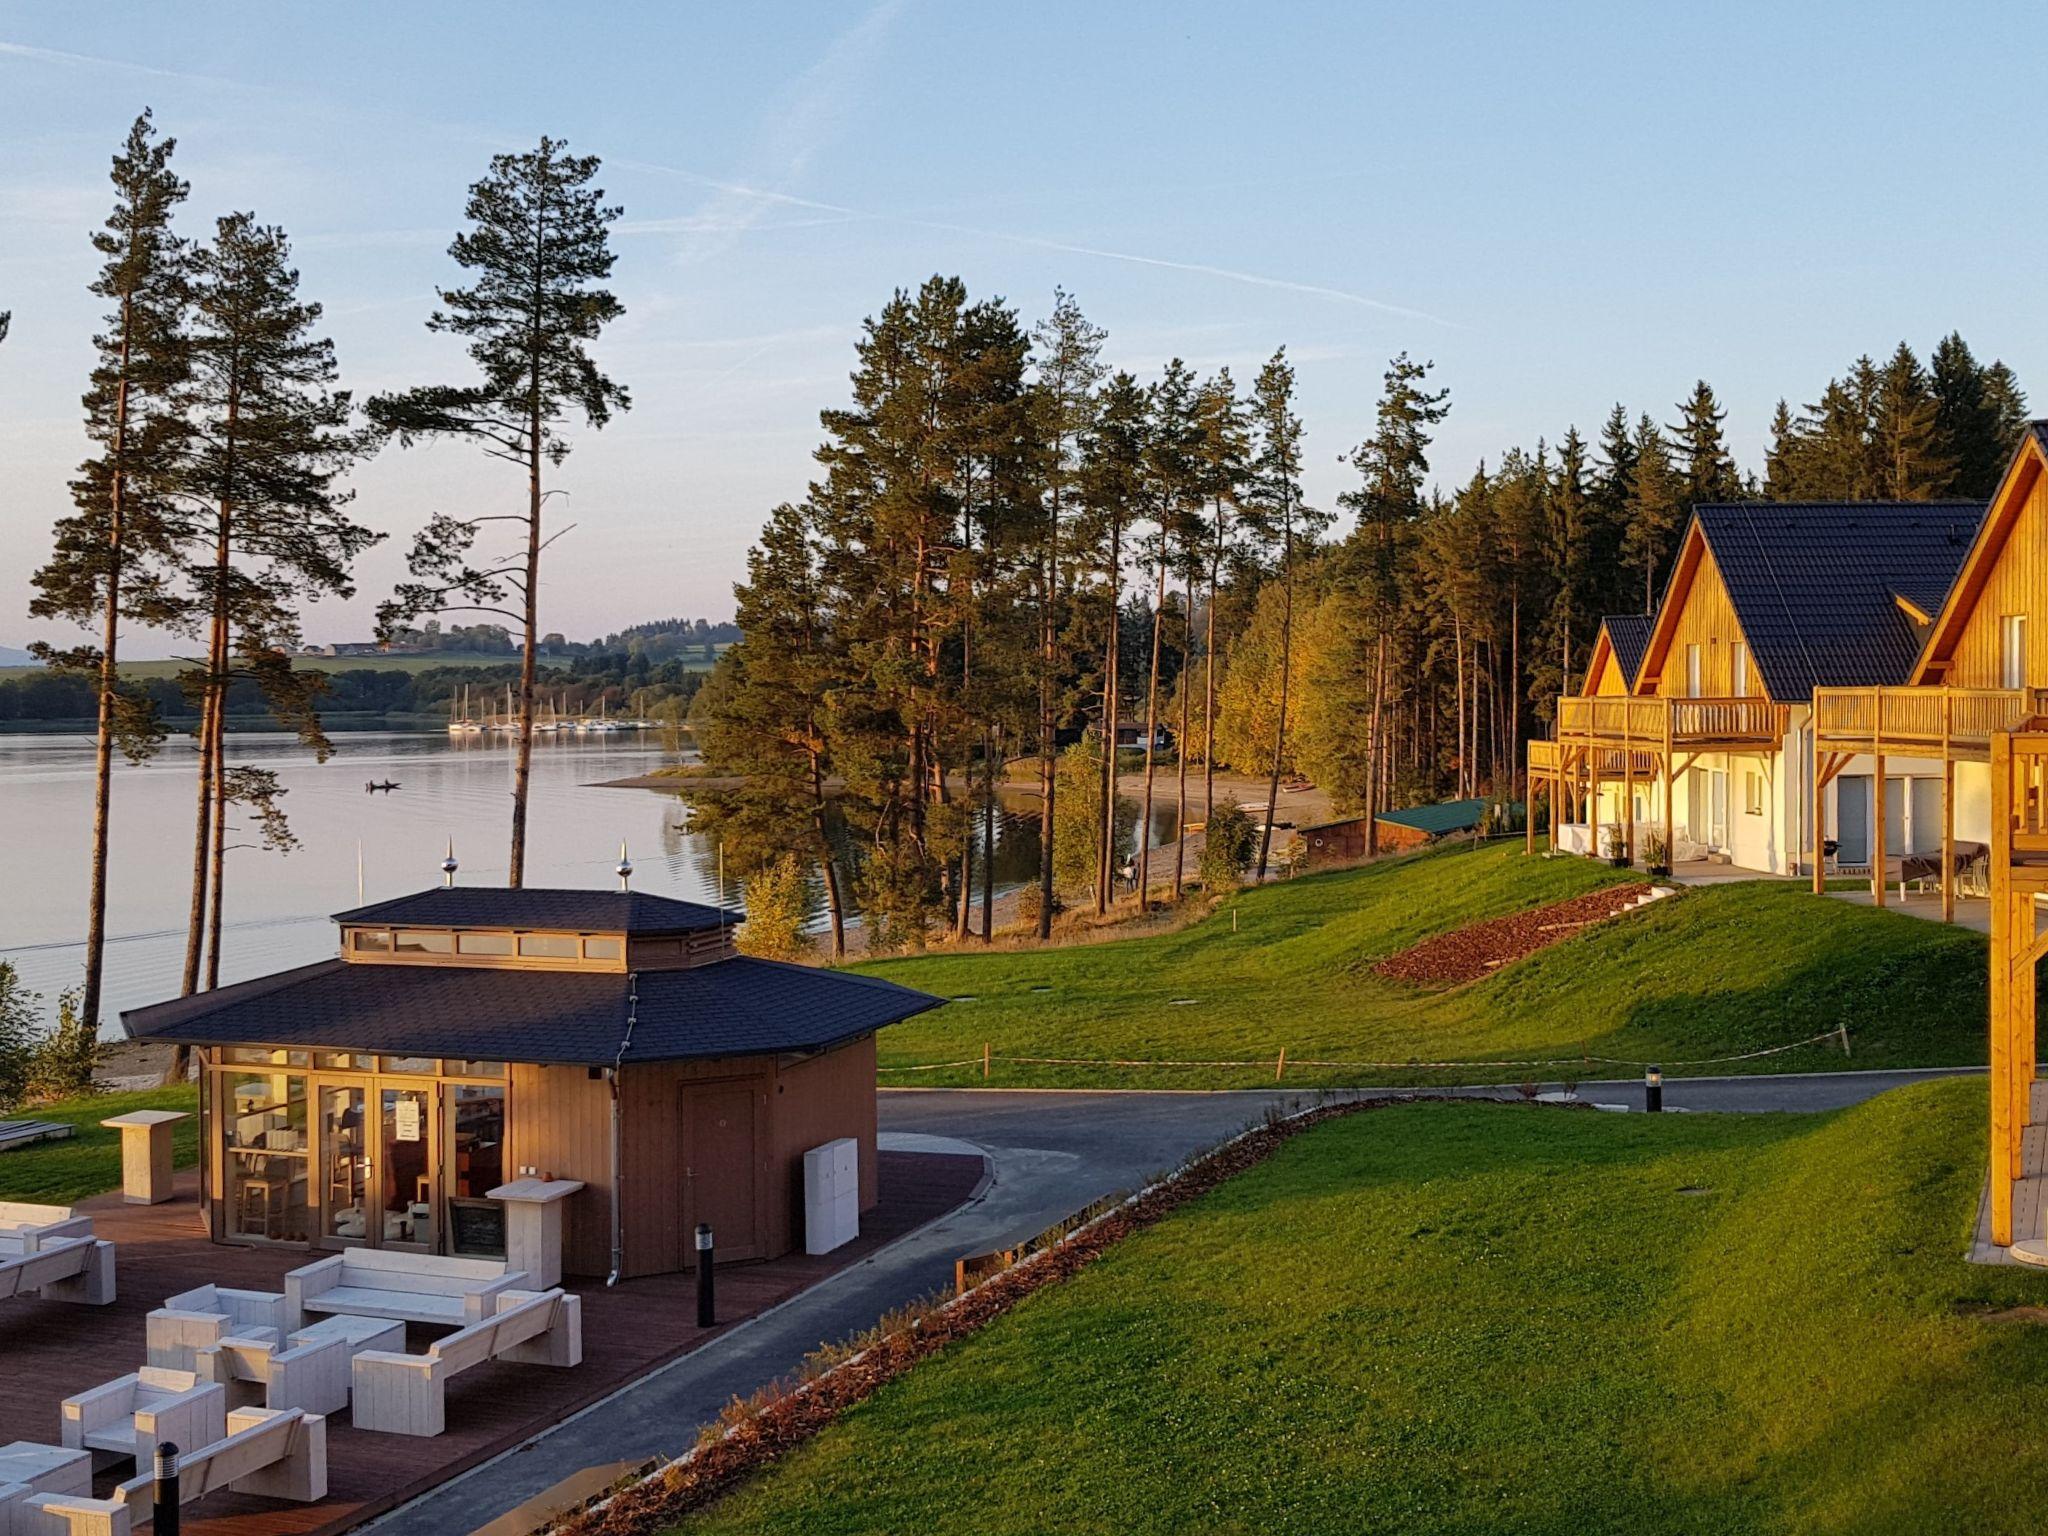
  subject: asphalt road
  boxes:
[364,1066,1978,1535]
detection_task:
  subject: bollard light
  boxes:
[154,1442,181,1536]
[696,1222,716,1327]
[1644,1065,1663,1115]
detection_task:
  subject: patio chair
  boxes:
[60,1369,226,1468]
[145,1284,288,1371]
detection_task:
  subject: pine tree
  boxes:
[1135,359,1201,909]
[1025,291,1105,940]
[173,212,378,1035]
[1191,369,1249,821]
[1666,381,1740,509]
[1590,404,1637,613]
[1869,342,1951,498]
[28,110,191,1036]
[1619,413,1683,610]
[1763,399,1800,498]
[369,137,629,887]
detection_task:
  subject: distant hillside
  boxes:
[0,646,33,667]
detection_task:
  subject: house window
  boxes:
[2001,614,2028,690]
[394,930,454,956]
[517,934,581,959]
[1745,770,1764,816]
[1732,643,1749,698]
[350,929,392,953]
[456,932,514,956]
[583,936,623,962]
[1685,644,1703,698]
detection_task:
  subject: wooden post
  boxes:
[1589,749,1601,863]
[1548,759,1559,854]
[1622,711,1635,866]
[1991,730,2014,1246]
[982,1041,991,1080]
[1275,1046,1287,1082]
[1811,730,1826,896]
[1872,749,1887,907]
[1525,755,1536,856]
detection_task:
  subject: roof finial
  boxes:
[442,837,459,888]
[616,839,633,892]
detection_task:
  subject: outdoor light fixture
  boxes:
[1644,1065,1663,1114]
[696,1223,716,1326]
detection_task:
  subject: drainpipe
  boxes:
[606,973,640,1288]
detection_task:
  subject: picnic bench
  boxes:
[284,1249,525,1330]
[0,1237,116,1307]
[60,1368,225,1469]
[351,1287,581,1437]
[7,1408,325,1536]
[0,1121,76,1155]
[145,1285,288,1372]
[0,1203,92,1255]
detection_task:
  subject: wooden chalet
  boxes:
[1529,501,1988,882]
[121,885,942,1280]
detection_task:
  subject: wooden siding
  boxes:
[1587,642,1630,696]
[626,929,739,970]
[1648,544,1763,701]
[1939,471,2048,690]
[505,1063,616,1279]
[774,1035,880,1215]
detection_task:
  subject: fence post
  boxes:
[1275,1046,1287,1082]
[983,1041,991,1080]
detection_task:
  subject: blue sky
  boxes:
[3,1,2040,652]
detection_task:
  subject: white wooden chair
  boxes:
[0,1204,92,1257]
[351,1288,581,1437]
[194,1330,349,1417]
[285,1248,524,1329]
[0,1238,115,1307]
[59,1369,224,1468]
[3,1409,327,1536]
[145,1285,287,1371]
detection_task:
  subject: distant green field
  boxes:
[860,842,1989,1087]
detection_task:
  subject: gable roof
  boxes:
[1640,500,1987,701]
[120,955,943,1065]
[1585,614,1654,693]
[1911,425,2048,683]
[332,886,742,936]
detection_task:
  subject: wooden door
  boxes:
[683,1082,760,1264]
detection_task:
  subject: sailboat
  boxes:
[446,683,484,734]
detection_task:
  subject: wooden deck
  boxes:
[1973,1080,2048,1264]
[0,1150,985,1536]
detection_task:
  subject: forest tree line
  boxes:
[693,275,2029,954]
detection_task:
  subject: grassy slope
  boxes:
[0,1086,199,1204]
[687,1080,2048,1535]
[862,844,1987,1087]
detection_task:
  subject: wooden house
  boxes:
[121,886,942,1280]
[1530,501,1987,880]
[1812,427,2048,915]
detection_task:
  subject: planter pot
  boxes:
[1608,856,1631,869]
[1648,863,1671,877]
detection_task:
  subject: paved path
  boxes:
[365,1066,1977,1535]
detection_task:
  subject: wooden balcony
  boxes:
[1812,686,2042,759]
[1555,694,1783,752]
[1527,738,1561,773]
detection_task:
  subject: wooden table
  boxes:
[100,1110,190,1206]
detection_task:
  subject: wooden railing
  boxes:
[1813,686,2041,751]
[1555,694,1781,748]
[1527,738,1561,772]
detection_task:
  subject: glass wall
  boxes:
[225,1068,312,1242]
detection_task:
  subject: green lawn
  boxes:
[0,1086,199,1205]
[861,844,1988,1088]
[685,1079,2048,1535]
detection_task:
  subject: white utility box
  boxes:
[803,1137,860,1255]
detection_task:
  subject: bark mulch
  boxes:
[1370,882,1656,987]
[554,1096,1456,1536]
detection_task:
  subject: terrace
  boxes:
[1812,684,2043,760]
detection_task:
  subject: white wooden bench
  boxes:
[0,1238,115,1307]
[194,1330,348,1417]
[351,1287,581,1437]
[145,1285,287,1371]
[4,1408,326,1536]
[60,1369,224,1468]
[0,1204,92,1256]
[285,1249,525,1329]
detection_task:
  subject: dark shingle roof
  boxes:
[1598,615,1654,688]
[121,956,942,1065]
[1686,501,1987,700]
[1373,797,1498,836]
[332,886,742,935]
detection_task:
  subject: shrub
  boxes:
[0,960,38,1111]
[1199,798,1260,891]
[1014,883,1065,929]
[25,987,100,1103]
[737,856,814,961]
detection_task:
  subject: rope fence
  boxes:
[877,1026,1854,1080]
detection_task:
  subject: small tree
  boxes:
[1199,798,1259,891]
[27,988,102,1103]
[0,961,40,1110]
[737,855,814,961]
[1051,732,1137,902]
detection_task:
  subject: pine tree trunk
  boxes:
[1097,527,1121,915]
[1138,556,1167,911]
[1454,623,1467,799]
[1205,495,1222,819]
[1036,508,1058,939]
[1173,576,1191,901]
[1366,632,1386,856]
[180,681,215,997]
[809,750,845,959]
[204,689,227,991]
[508,402,542,888]
[1256,506,1294,884]
[981,725,996,942]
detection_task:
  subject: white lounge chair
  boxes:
[59,1369,225,1469]
[145,1285,288,1371]
[351,1287,581,1437]
[285,1248,524,1329]
[0,1238,115,1307]
[194,1330,349,1417]
[0,1204,92,1257]
[5,1409,326,1536]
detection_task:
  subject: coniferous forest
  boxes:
[691,275,2030,952]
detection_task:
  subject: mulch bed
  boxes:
[555,1096,1457,1536]
[1370,883,1655,987]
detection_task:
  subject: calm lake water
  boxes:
[0,729,1182,1035]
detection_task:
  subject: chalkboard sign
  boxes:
[448,1197,506,1258]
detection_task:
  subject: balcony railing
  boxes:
[1812,686,2042,753]
[1555,694,1782,748]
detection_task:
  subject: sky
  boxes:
[3,0,2044,654]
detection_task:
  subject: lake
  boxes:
[0,729,1182,1034]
